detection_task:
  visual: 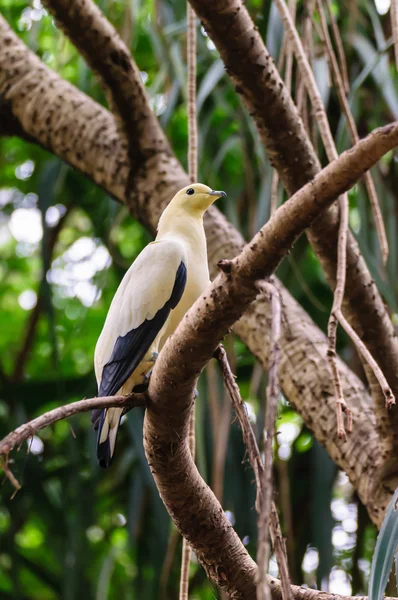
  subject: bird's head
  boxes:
[170,183,227,216]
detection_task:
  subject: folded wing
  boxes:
[95,239,187,394]
[92,240,187,465]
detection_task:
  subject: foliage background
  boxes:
[0,0,397,598]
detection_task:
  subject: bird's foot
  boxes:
[132,353,158,394]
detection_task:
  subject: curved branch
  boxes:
[0,393,147,457]
[142,122,398,595]
[188,0,398,451]
[1,125,398,596]
[41,0,171,178]
[0,14,395,522]
[0,395,393,600]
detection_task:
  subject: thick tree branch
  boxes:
[188,0,398,451]
[41,0,171,182]
[0,396,393,600]
[0,14,395,523]
[2,128,398,596]
[141,121,398,595]
[0,15,130,202]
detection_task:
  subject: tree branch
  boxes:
[0,392,392,600]
[188,0,398,452]
[141,121,398,595]
[2,125,398,595]
[41,0,171,183]
[0,393,147,459]
[0,14,396,522]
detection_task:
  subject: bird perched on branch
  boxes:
[92,184,226,468]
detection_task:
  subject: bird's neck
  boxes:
[156,211,207,257]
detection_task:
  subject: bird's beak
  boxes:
[209,190,227,198]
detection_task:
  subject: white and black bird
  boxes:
[92,183,226,467]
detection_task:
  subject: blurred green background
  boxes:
[0,0,397,598]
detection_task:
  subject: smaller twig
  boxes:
[0,393,147,461]
[187,3,197,183]
[180,5,198,598]
[274,0,334,160]
[296,0,314,117]
[326,194,352,440]
[270,172,280,217]
[316,0,389,265]
[324,0,350,94]
[272,0,295,222]
[270,504,292,600]
[284,0,296,96]
[214,343,293,600]
[327,322,351,439]
[215,345,263,502]
[0,456,22,496]
[336,309,395,408]
[256,284,282,600]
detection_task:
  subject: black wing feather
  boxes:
[98,261,187,398]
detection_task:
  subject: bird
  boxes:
[92,183,226,468]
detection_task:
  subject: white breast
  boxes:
[157,222,210,348]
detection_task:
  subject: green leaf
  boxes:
[197,59,225,113]
[369,487,398,600]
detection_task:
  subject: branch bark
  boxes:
[0,393,147,458]
[0,394,394,600]
[2,124,398,595]
[187,0,398,454]
[0,12,396,524]
[142,120,398,594]
[41,0,171,186]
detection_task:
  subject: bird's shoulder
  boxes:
[95,238,187,355]
[132,238,187,270]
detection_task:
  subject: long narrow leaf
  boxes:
[369,487,398,600]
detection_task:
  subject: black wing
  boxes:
[97,261,187,399]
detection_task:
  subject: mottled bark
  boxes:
[0,13,396,524]
[143,124,398,593]
[0,16,130,199]
[41,0,171,185]
[188,0,398,453]
[2,5,398,592]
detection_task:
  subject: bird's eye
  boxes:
[186,188,195,195]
